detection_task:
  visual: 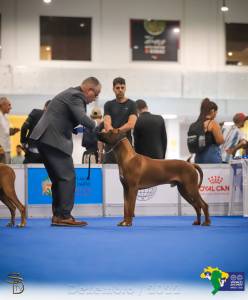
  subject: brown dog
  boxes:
[98,129,211,227]
[0,163,26,227]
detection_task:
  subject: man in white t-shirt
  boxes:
[0,97,20,164]
[221,113,246,163]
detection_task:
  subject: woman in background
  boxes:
[195,98,224,164]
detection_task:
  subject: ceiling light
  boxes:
[43,0,52,4]
[227,51,233,56]
[173,28,180,33]
[221,0,229,12]
[224,122,234,126]
[162,114,178,120]
[80,23,85,28]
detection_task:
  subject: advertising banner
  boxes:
[198,164,232,203]
[27,166,102,205]
[130,19,180,61]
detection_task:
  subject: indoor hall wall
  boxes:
[0,0,247,118]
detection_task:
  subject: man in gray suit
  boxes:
[30,77,101,227]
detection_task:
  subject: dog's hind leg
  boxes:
[2,186,26,227]
[0,191,16,227]
[198,196,211,226]
[182,184,210,226]
[188,189,210,226]
[177,184,202,225]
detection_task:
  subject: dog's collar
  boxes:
[104,137,127,154]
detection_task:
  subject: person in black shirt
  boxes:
[21,100,51,163]
[103,77,137,163]
[134,99,167,159]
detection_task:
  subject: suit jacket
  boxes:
[20,109,44,147]
[30,87,95,155]
[133,112,167,159]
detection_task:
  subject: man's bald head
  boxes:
[0,97,12,114]
[80,77,101,104]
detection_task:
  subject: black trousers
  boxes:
[37,143,75,219]
[23,151,43,164]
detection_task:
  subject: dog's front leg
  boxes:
[118,185,138,227]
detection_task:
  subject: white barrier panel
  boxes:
[230,159,248,217]
[103,164,179,216]
[0,165,25,218]
[181,164,233,216]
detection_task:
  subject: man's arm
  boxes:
[104,115,113,132]
[118,114,137,133]
[69,96,95,129]
[20,116,32,144]
[226,139,248,156]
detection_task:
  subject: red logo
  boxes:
[208,176,223,184]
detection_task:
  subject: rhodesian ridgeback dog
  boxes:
[0,163,26,227]
[98,129,210,227]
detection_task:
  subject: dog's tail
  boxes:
[186,155,203,188]
[186,155,193,162]
[193,164,203,188]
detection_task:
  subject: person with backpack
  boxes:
[187,98,224,163]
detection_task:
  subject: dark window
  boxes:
[226,23,248,66]
[130,19,180,62]
[40,16,91,61]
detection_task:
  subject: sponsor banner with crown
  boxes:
[198,165,232,203]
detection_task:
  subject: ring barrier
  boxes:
[0,161,247,218]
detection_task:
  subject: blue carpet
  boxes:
[0,216,247,285]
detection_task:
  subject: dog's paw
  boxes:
[6,222,15,228]
[201,221,211,226]
[117,220,132,227]
[16,223,26,228]
[192,220,201,225]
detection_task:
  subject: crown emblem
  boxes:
[208,176,223,184]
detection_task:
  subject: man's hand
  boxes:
[225,148,235,155]
[10,127,20,135]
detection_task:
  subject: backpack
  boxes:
[187,120,207,154]
[82,128,98,151]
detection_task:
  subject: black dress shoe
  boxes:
[51,216,88,227]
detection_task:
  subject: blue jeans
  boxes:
[195,144,222,164]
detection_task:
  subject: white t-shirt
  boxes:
[0,111,11,152]
[221,125,244,162]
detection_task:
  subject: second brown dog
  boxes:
[0,163,26,227]
[98,129,211,227]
